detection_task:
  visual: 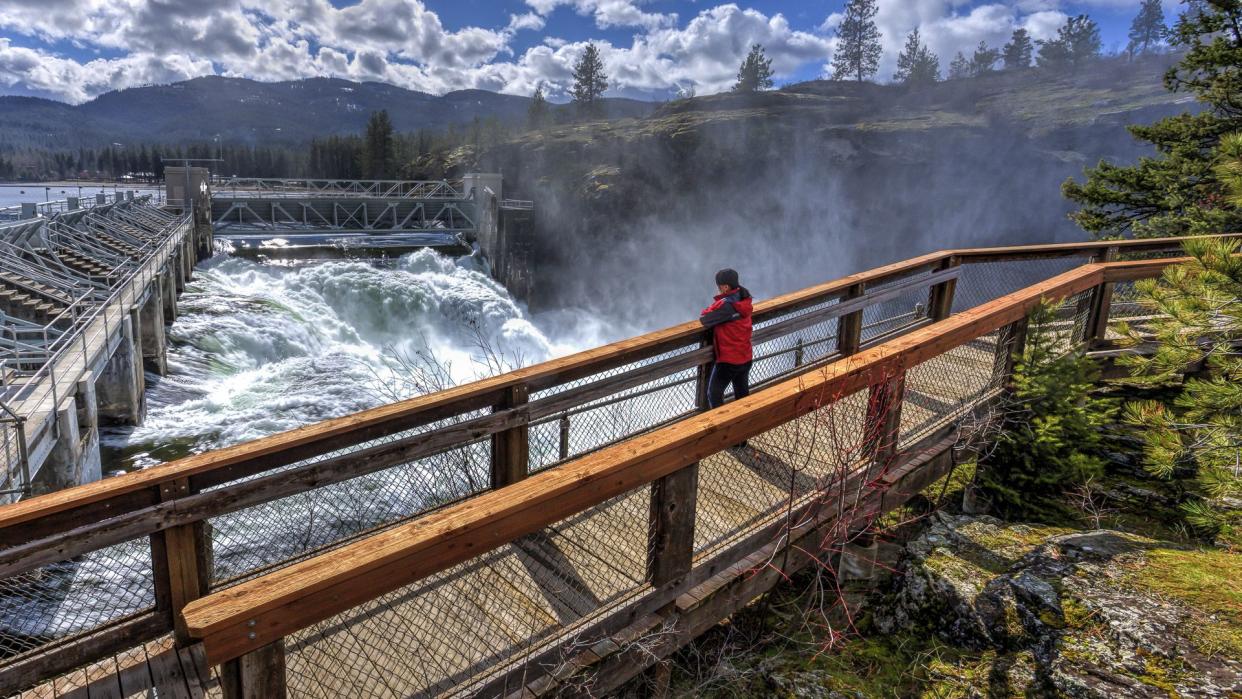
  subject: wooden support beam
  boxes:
[836,283,865,356]
[993,318,1029,388]
[646,463,698,588]
[927,256,960,321]
[490,384,530,488]
[1085,247,1119,345]
[648,330,709,588]
[864,372,906,480]
[219,640,286,699]
[152,478,210,645]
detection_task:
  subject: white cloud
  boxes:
[0,38,213,103]
[0,0,1156,104]
[525,0,678,30]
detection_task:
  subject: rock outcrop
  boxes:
[878,513,1241,698]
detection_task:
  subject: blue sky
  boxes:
[0,1,1180,104]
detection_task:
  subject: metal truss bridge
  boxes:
[210,177,509,255]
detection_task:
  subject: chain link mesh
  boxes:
[952,257,1089,314]
[0,536,155,660]
[209,436,492,587]
[283,484,652,698]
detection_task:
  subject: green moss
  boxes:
[1129,548,1242,659]
[1135,649,1189,696]
[965,522,1074,560]
[1061,598,1098,630]
[1136,549,1242,615]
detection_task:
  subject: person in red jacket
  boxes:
[699,268,754,411]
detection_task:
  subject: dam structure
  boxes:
[210,174,535,299]
[0,168,212,503]
[0,231,1225,698]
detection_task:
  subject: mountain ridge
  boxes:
[0,76,657,148]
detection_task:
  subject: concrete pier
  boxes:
[95,314,145,426]
[140,292,168,375]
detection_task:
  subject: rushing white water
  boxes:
[102,249,615,469]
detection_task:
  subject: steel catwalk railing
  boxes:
[0,202,193,498]
[214,178,467,200]
[0,234,1233,695]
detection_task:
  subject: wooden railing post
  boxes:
[152,478,211,645]
[837,283,865,356]
[863,372,906,481]
[490,384,529,488]
[646,332,710,588]
[994,317,1030,388]
[1084,246,1119,346]
[927,256,960,322]
[220,640,287,699]
[647,462,699,588]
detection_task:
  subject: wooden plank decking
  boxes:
[11,637,210,699]
[239,342,1001,698]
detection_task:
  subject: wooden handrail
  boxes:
[182,262,1114,665]
[0,235,1216,533]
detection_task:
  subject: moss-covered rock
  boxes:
[877,515,1241,698]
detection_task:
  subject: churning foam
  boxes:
[104,250,613,468]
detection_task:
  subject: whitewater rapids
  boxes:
[102,250,612,469]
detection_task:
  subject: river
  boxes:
[100,249,617,471]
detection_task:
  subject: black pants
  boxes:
[707,361,752,409]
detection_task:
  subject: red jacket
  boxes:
[700,287,753,364]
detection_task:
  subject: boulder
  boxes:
[877,514,1242,698]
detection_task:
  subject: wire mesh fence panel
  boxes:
[1104,280,1159,338]
[528,370,698,473]
[860,285,930,343]
[750,318,839,387]
[692,387,871,559]
[749,297,843,385]
[952,257,1089,314]
[899,328,1006,451]
[0,535,155,661]
[283,485,653,699]
[208,436,491,587]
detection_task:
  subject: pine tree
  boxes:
[1129,0,1168,56]
[1118,232,1242,542]
[893,29,940,85]
[948,51,971,80]
[969,41,1000,76]
[571,43,609,118]
[361,110,395,179]
[528,82,550,129]
[831,0,882,82]
[977,302,1114,518]
[1063,3,1242,237]
[1037,15,1102,70]
[733,44,775,92]
[1002,28,1034,70]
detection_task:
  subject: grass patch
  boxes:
[1129,547,1242,659]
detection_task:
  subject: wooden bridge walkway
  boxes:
[0,235,1230,698]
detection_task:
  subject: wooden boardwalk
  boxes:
[3,235,1221,699]
[266,340,1001,698]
